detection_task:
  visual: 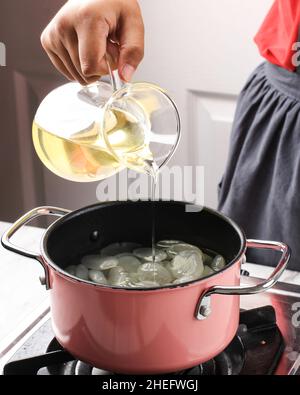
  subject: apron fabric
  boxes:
[218,61,300,271]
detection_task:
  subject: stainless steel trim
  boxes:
[196,239,291,320]
[1,206,70,289]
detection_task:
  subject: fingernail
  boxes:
[121,64,136,82]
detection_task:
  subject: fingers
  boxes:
[106,40,120,70]
[76,18,110,78]
[41,27,98,85]
[42,33,87,85]
[60,29,89,83]
[57,44,89,85]
[61,29,103,84]
[46,51,75,82]
[118,7,145,81]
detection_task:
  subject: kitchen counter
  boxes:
[243,262,300,285]
[0,222,49,353]
[0,220,300,355]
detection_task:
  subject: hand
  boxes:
[41,0,144,84]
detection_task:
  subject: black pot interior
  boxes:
[44,201,246,271]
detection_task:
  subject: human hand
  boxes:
[41,0,144,84]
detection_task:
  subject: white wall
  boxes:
[135,0,273,208]
[0,0,274,220]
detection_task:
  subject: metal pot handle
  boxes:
[195,239,290,320]
[1,206,71,289]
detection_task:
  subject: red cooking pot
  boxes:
[1,201,290,374]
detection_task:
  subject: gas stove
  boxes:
[1,277,300,375]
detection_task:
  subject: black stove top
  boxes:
[3,306,285,375]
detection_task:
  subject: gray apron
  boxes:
[218,61,300,271]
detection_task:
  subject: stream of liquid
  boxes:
[150,165,159,265]
[144,161,159,282]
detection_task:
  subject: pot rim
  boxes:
[41,200,247,291]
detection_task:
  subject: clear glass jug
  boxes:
[32,64,181,182]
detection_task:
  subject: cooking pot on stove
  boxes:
[1,201,290,374]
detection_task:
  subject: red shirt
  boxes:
[255,0,300,71]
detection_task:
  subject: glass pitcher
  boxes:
[32,64,181,182]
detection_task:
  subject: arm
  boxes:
[40,0,144,84]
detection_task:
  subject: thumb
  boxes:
[118,17,144,81]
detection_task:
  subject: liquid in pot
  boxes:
[65,241,226,288]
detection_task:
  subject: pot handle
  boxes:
[195,239,291,320]
[1,206,71,289]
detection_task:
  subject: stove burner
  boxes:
[43,335,244,375]
[3,306,284,376]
